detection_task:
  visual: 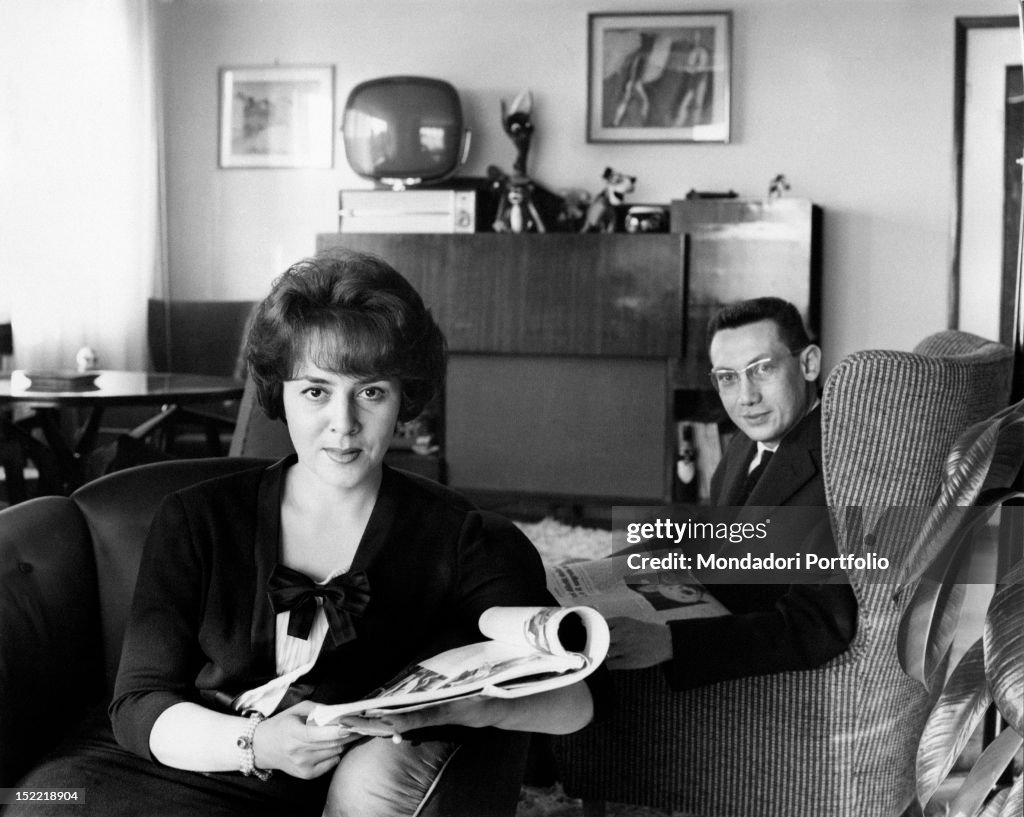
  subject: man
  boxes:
[606,297,857,689]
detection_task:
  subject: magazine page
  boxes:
[306,605,608,726]
[546,554,729,624]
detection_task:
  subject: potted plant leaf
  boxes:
[895,397,1024,816]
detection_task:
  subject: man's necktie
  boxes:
[739,450,774,504]
[267,565,370,646]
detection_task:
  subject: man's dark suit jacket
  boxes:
[711,405,826,507]
[663,406,858,690]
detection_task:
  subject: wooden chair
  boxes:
[95,299,256,470]
[550,330,1013,817]
[227,376,294,459]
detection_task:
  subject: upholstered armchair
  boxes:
[550,330,1013,817]
[0,457,529,816]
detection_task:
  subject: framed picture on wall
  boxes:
[587,12,731,143]
[219,65,334,168]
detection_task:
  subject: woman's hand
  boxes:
[605,617,672,670]
[254,701,362,780]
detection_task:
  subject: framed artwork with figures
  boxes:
[587,12,732,143]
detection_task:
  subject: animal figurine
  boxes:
[556,187,592,232]
[580,167,636,233]
[501,89,534,178]
[768,174,791,199]
[75,346,99,372]
[489,89,547,233]
[489,167,545,233]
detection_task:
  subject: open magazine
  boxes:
[546,554,729,624]
[306,605,608,727]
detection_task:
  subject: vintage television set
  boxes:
[342,75,470,189]
[339,75,481,232]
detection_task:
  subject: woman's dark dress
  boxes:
[13,458,552,816]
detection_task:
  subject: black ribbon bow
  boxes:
[267,564,370,647]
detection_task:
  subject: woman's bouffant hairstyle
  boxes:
[244,251,447,423]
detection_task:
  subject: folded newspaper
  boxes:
[545,554,729,623]
[306,605,608,727]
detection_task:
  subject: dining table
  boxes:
[0,369,244,502]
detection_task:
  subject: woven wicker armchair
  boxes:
[550,330,1013,817]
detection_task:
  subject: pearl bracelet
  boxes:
[236,711,272,782]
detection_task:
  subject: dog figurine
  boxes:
[580,167,637,233]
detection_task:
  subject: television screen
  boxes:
[342,76,468,188]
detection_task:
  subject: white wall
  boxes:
[156,0,1014,369]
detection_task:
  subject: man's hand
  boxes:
[254,701,362,780]
[605,617,672,670]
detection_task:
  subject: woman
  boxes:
[28,251,594,816]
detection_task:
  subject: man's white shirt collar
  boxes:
[748,397,820,472]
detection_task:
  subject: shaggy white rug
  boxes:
[517,781,688,817]
[514,517,613,566]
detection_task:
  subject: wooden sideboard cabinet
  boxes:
[316,234,684,357]
[670,197,822,387]
[317,201,820,504]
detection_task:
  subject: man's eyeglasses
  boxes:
[708,350,802,393]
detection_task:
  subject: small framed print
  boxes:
[219,65,334,168]
[588,12,732,143]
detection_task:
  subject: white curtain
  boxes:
[0,0,164,370]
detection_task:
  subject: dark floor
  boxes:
[518,785,684,817]
[517,780,973,817]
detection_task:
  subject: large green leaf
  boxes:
[947,399,1024,501]
[897,546,969,687]
[945,726,1023,817]
[917,639,993,807]
[895,398,1024,590]
[895,502,1008,594]
[976,774,1022,817]
[984,559,1024,734]
[992,774,1022,817]
[976,786,1010,817]
[894,500,1009,683]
